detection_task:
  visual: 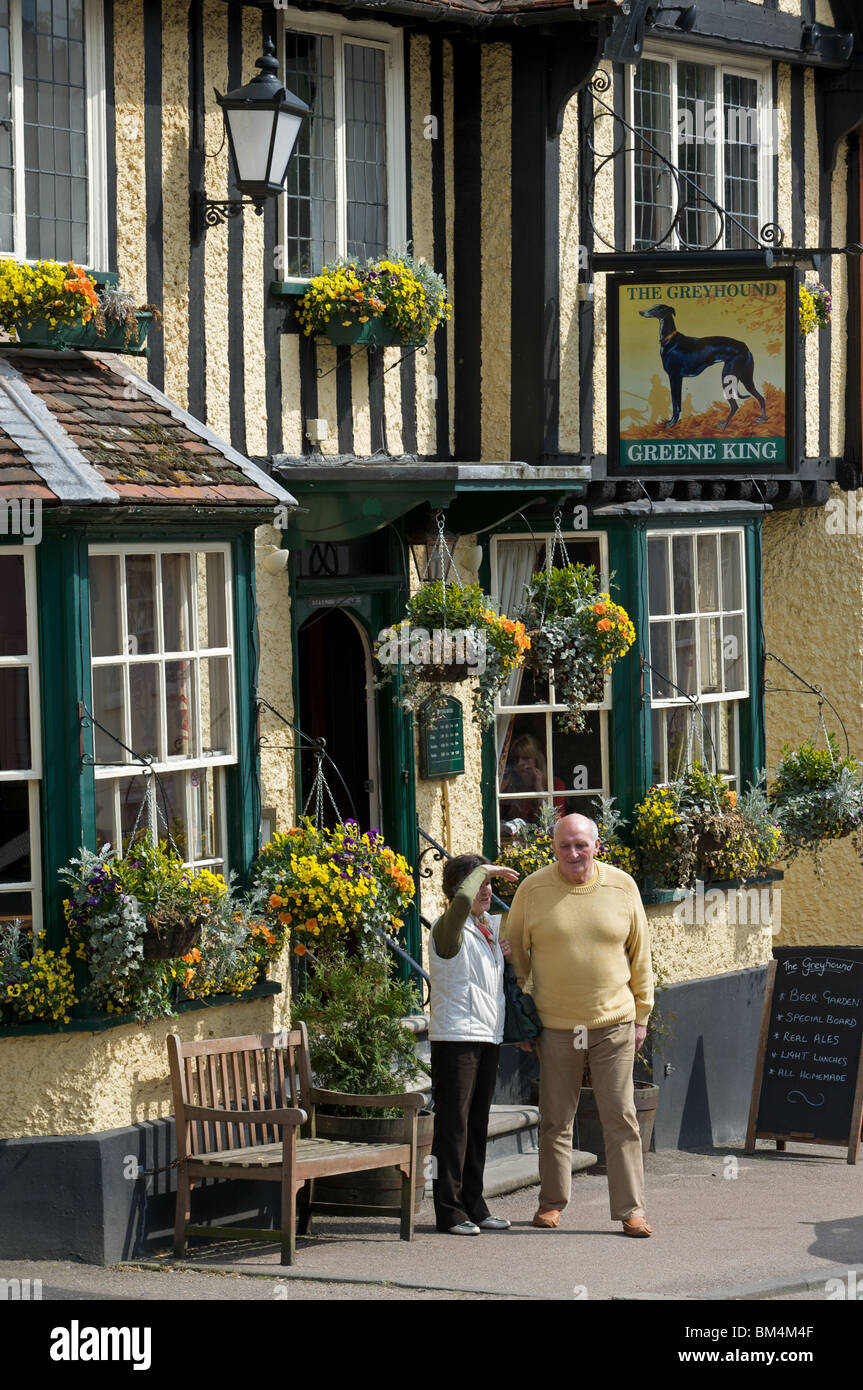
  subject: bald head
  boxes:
[553,813,601,885]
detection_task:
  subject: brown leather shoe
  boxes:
[533,1208,561,1228]
[622,1216,653,1237]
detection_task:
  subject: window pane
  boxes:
[0,668,30,769]
[550,719,603,796]
[344,44,388,260]
[699,615,721,695]
[92,664,125,764]
[0,553,26,654]
[677,61,718,249]
[723,73,760,251]
[672,534,695,613]
[189,767,218,862]
[129,662,159,760]
[723,613,746,692]
[647,537,669,615]
[500,727,548,796]
[649,621,673,699]
[720,531,742,610]
[696,534,719,611]
[162,553,192,652]
[0,781,30,883]
[89,554,122,657]
[633,59,674,251]
[197,551,228,650]
[674,618,697,696]
[94,779,114,852]
[120,775,150,853]
[284,30,336,276]
[154,770,186,856]
[126,554,156,655]
[165,659,194,758]
[22,0,89,263]
[200,656,231,757]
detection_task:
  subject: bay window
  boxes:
[88,544,235,875]
[0,545,41,931]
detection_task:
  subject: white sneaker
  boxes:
[477,1216,511,1231]
[447,1220,481,1235]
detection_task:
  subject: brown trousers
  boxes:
[536,1022,645,1221]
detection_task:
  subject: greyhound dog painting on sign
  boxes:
[611,272,790,473]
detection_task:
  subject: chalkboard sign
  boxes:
[418,696,465,779]
[746,947,863,1163]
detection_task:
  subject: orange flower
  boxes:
[278,912,292,925]
[269,893,283,908]
[293,942,307,956]
[183,969,194,988]
[597,618,612,631]
[305,918,317,932]
[592,603,606,615]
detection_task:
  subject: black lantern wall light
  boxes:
[190,36,309,242]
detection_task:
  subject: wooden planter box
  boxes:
[11,310,155,355]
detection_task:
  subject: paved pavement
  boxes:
[5,1141,862,1304]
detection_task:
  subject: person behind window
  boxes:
[500,734,565,825]
[428,853,519,1235]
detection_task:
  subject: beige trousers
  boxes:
[536,1022,645,1221]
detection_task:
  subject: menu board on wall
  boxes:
[746,947,863,1163]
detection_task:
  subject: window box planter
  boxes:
[11,310,155,355]
[321,318,412,349]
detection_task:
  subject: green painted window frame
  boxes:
[33,527,260,957]
[481,512,765,857]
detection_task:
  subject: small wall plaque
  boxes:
[419,696,465,779]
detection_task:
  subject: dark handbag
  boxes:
[502,961,542,1044]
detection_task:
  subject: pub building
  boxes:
[1,0,863,1260]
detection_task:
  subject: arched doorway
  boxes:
[297,606,381,832]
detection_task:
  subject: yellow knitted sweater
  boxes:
[502,860,654,1030]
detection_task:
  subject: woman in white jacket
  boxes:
[428,853,519,1235]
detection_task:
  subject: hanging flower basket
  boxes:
[517,561,635,732]
[768,734,863,873]
[374,580,529,728]
[142,908,205,961]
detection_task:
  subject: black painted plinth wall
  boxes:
[0,1120,279,1265]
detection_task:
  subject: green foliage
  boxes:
[405,580,487,629]
[769,735,863,874]
[293,944,427,1115]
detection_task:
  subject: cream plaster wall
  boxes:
[202,0,231,442]
[480,44,511,462]
[0,957,290,1139]
[255,524,297,837]
[280,335,304,455]
[830,141,849,459]
[413,536,486,944]
[646,895,776,986]
[776,67,793,242]
[410,35,437,455]
[160,2,190,408]
[777,0,801,13]
[762,497,863,947]
[241,12,269,458]
[352,352,372,456]
[591,64,616,458]
[112,0,148,380]
[443,42,456,459]
[559,92,581,454]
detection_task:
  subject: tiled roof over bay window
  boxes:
[0,350,295,510]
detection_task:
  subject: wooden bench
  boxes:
[167,1026,424,1265]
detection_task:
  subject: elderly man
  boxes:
[503,812,654,1236]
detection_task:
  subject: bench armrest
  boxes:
[309,1088,425,1111]
[183,1105,308,1126]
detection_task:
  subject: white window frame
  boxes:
[279,8,406,282]
[4,0,107,267]
[88,542,235,874]
[627,43,774,255]
[646,526,749,788]
[491,530,611,837]
[0,543,42,934]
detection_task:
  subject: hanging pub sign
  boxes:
[418,696,465,779]
[607,268,797,477]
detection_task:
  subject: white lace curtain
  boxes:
[494,540,541,779]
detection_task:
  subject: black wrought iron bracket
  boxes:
[315,341,428,382]
[586,70,787,258]
[190,188,265,244]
